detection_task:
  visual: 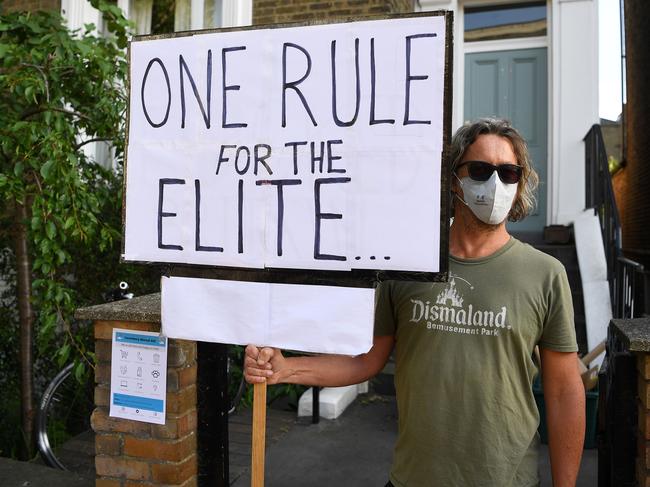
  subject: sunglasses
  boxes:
[455,160,522,184]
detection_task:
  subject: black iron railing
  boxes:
[584,124,645,319]
[615,257,645,319]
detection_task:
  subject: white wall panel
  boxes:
[551,0,599,225]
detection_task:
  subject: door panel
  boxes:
[469,60,500,116]
[511,56,538,144]
[464,48,548,232]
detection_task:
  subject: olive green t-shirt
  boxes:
[375,238,578,487]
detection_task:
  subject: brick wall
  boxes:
[93,320,198,487]
[1,0,60,13]
[619,0,650,268]
[253,0,414,26]
[616,145,650,267]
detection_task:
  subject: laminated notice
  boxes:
[109,328,168,424]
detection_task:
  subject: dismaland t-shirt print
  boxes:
[408,274,512,337]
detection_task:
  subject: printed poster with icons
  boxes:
[109,328,168,424]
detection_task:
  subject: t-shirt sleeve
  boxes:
[538,268,578,352]
[374,281,397,336]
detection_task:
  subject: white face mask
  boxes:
[455,172,517,225]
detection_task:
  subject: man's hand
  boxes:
[244,345,293,385]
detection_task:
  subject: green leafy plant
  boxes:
[0,3,134,457]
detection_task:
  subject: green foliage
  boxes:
[0,8,130,370]
[88,0,130,49]
[0,5,298,458]
[0,6,158,457]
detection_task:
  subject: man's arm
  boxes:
[244,335,395,387]
[540,347,585,487]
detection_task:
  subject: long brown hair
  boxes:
[449,118,539,222]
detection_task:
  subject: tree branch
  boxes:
[21,107,91,122]
[19,63,50,103]
[74,137,112,151]
[28,170,44,194]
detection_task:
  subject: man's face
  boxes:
[453,134,520,225]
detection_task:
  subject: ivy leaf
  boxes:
[40,159,55,180]
[74,361,85,382]
[39,238,50,255]
[31,216,41,230]
[59,343,71,365]
[77,41,91,56]
[63,216,75,230]
[46,220,56,239]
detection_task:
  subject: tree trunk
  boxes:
[14,201,34,458]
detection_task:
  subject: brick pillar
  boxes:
[603,318,650,485]
[91,318,198,487]
[638,354,650,486]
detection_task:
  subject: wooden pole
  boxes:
[251,382,267,487]
[581,340,606,366]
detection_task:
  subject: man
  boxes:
[245,118,585,487]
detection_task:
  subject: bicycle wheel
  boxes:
[37,363,94,471]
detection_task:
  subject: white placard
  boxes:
[161,276,375,355]
[109,328,168,424]
[574,210,612,366]
[123,15,447,274]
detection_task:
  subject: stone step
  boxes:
[297,382,369,420]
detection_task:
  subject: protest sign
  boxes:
[122,13,452,286]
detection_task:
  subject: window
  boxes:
[464,2,547,42]
[204,0,223,29]
[151,0,176,34]
[147,0,223,34]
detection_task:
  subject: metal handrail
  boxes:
[614,256,645,319]
[584,124,645,318]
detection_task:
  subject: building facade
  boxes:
[3,0,599,235]
[418,0,598,234]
